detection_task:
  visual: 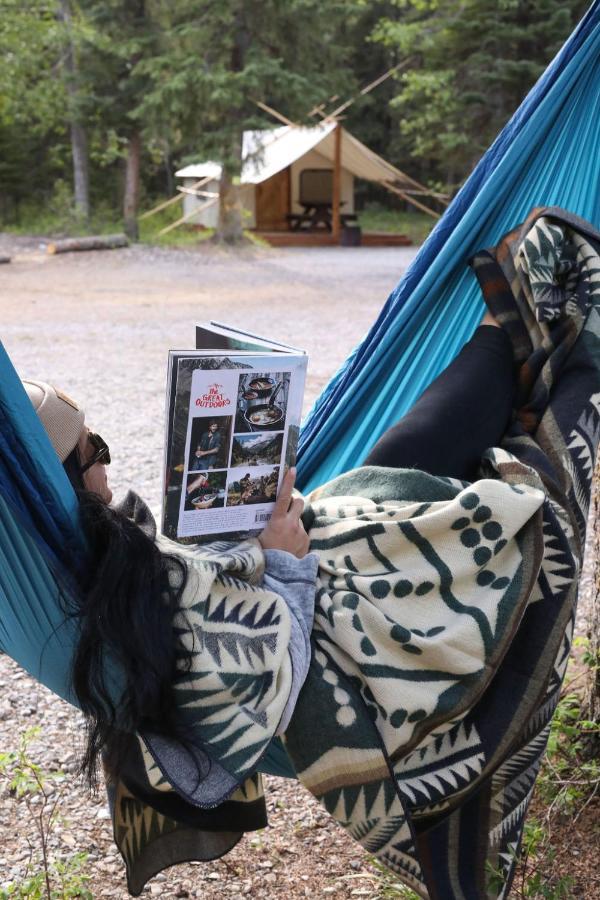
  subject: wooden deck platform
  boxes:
[254,230,412,248]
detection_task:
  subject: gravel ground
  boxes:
[0,236,597,899]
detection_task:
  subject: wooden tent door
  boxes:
[255,168,290,231]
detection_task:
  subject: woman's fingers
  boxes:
[258,467,310,558]
[289,495,305,520]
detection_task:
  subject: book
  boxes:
[162,322,307,543]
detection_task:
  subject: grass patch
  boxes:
[2,209,122,239]
[139,220,214,248]
[138,202,269,249]
[367,858,421,898]
[357,206,435,244]
[507,654,599,898]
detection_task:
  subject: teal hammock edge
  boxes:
[0,341,84,563]
[0,493,79,702]
[296,1,600,494]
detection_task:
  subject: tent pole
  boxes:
[383,181,441,219]
[139,176,212,221]
[332,124,342,242]
[158,197,219,235]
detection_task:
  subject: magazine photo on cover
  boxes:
[188,415,231,470]
[226,466,280,506]
[230,432,283,467]
[234,372,291,432]
[184,471,227,511]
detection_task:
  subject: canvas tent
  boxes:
[175,123,436,233]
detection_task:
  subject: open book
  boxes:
[162,321,308,543]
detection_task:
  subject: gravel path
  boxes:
[0,238,597,899]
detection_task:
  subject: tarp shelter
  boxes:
[175,123,426,232]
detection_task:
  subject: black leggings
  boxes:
[363,325,515,482]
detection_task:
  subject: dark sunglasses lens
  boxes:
[79,433,111,475]
[88,432,111,465]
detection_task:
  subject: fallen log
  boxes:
[46,234,129,255]
[0,256,11,264]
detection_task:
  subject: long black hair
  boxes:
[63,450,189,786]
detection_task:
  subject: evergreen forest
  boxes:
[0,0,590,238]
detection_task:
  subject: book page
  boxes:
[162,354,306,542]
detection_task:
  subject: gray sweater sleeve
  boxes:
[262,549,319,734]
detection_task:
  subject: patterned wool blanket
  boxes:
[110,207,600,899]
[105,528,297,895]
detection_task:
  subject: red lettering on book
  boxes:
[195,383,231,408]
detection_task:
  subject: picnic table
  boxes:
[287,203,359,232]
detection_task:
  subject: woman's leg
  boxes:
[363,324,515,481]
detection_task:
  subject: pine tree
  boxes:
[0,1,69,223]
[372,0,589,191]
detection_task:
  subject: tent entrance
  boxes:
[255,168,290,231]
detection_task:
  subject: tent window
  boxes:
[300,169,333,206]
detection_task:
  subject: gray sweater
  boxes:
[262,549,319,732]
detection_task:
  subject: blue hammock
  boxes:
[297,0,600,492]
[0,0,599,791]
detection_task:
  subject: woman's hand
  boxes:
[258,467,310,559]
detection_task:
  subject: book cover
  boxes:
[162,339,306,543]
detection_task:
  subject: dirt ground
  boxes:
[0,235,597,899]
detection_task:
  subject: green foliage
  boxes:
[0,1,67,133]
[0,729,91,900]
[510,819,576,899]
[0,0,593,231]
[536,688,600,817]
[368,857,422,898]
[372,0,589,190]
[0,854,91,900]
[507,662,599,899]
[358,205,434,243]
[2,181,121,238]
[134,0,359,170]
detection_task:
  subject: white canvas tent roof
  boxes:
[175,124,419,189]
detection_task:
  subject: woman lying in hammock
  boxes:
[22,311,515,780]
[16,207,600,900]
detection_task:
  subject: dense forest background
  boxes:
[0,0,590,238]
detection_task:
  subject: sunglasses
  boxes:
[80,431,111,475]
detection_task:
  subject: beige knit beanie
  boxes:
[23,380,85,463]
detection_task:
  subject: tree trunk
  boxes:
[582,456,600,756]
[123,132,142,241]
[214,8,248,244]
[59,0,90,221]
[71,121,89,220]
[217,142,244,244]
[47,234,128,255]
[163,140,175,197]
